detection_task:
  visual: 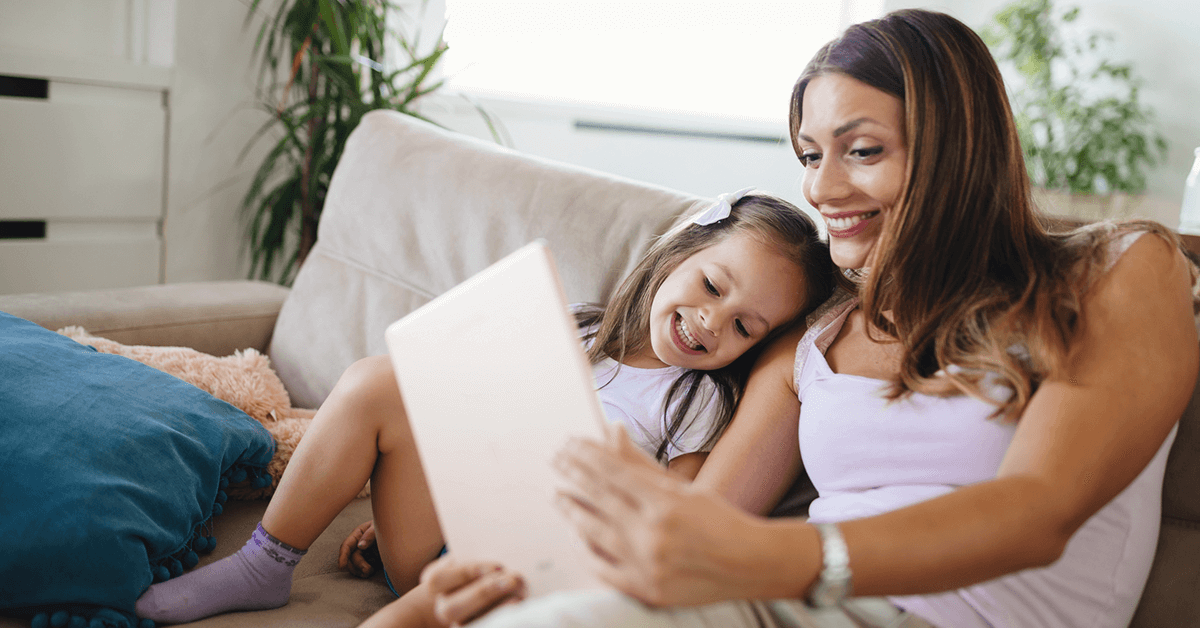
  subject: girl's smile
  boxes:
[671,312,706,354]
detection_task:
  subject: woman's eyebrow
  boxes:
[833,117,875,137]
[797,117,880,142]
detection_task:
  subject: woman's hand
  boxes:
[339,519,381,578]
[553,423,814,607]
[420,555,526,627]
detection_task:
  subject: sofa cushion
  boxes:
[270,110,705,408]
[0,312,275,626]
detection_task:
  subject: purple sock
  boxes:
[135,523,306,624]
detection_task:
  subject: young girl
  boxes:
[134,189,836,625]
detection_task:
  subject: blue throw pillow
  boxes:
[0,312,275,627]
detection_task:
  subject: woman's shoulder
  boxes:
[1070,220,1188,276]
[1077,222,1199,333]
[1081,222,1196,297]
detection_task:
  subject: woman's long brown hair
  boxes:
[790,9,1188,418]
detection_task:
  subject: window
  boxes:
[441,1,884,124]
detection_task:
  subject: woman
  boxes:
[415,9,1199,628]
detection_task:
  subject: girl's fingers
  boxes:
[360,520,376,547]
[433,568,526,626]
[338,520,373,569]
[421,556,503,594]
[349,550,374,578]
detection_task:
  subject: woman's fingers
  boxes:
[554,491,628,566]
[555,425,688,529]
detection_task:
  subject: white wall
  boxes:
[163,0,274,283]
[421,95,811,219]
[885,0,1200,226]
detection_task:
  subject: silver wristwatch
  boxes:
[807,522,853,608]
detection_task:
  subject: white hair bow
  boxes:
[692,187,755,226]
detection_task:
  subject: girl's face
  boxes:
[796,73,907,270]
[635,232,807,371]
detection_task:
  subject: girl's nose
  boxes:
[698,308,725,336]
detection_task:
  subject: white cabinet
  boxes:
[0,0,175,294]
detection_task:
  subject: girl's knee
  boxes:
[335,355,400,405]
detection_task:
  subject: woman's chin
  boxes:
[830,249,870,271]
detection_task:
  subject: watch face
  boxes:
[811,578,851,608]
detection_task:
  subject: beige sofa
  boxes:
[2,111,1198,627]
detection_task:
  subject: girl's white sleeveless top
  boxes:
[793,231,1177,628]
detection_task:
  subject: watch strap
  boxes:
[807,522,853,608]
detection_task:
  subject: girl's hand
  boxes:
[420,555,527,627]
[338,520,381,578]
[554,423,804,607]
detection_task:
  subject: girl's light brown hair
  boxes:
[790,9,1187,418]
[578,194,836,461]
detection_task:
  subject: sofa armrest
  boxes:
[0,280,289,356]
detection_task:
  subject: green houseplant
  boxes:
[241,0,448,284]
[981,0,1167,218]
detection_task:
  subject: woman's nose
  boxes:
[804,159,851,206]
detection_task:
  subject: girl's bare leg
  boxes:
[263,355,445,590]
[137,355,444,622]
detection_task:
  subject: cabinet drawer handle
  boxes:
[0,75,49,100]
[0,221,47,240]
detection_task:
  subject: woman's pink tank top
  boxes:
[793,231,1177,628]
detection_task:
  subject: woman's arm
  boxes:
[553,234,1197,605]
[694,323,805,514]
[844,233,1197,595]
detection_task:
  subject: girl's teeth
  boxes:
[677,316,703,351]
[826,211,879,231]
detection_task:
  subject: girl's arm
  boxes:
[553,234,1197,605]
[693,323,806,514]
[669,324,806,488]
[667,453,707,480]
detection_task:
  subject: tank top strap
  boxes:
[1101,228,1149,274]
[793,286,860,391]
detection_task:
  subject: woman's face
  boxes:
[796,73,907,270]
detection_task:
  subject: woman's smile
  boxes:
[823,209,881,236]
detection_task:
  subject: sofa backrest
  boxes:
[269,110,704,408]
[1130,368,1200,626]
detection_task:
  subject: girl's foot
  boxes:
[135,523,306,623]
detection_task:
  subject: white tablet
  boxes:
[384,241,607,597]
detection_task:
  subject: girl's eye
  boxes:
[735,320,750,338]
[798,152,821,167]
[851,146,884,159]
[703,277,719,296]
